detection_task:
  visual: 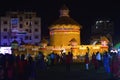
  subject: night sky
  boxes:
[0,0,120,44]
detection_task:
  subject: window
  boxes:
[34,21,38,25]
[34,29,38,32]
[19,16,23,21]
[25,15,29,19]
[35,36,39,39]
[29,14,32,19]
[14,36,17,39]
[11,36,14,39]
[3,21,7,24]
[25,14,32,19]
[3,43,7,46]
[3,36,7,39]
[95,26,98,29]
[29,29,31,33]
[26,22,29,25]
[20,24,23,28]
[29,36,31,40]
[30,22,32,26]
[25,36,31,40]
[25,36,29,40]
[11,14,17,18]
[25,29,29,32]
[3,28,7,32]
[35,43,38,46]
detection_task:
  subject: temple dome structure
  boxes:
[49,5,82,46]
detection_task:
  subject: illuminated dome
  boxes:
[49,5,82,46]
[52,16,80,26]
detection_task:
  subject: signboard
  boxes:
[11,18,27,35]
[11,18,19,33]
[0,47,12,54]
[17,30,26,35]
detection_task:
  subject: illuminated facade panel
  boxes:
[50,30,80,46]
[0,11,41,46]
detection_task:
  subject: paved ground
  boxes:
[35,63,117,80]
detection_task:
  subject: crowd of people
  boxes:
[85,51,120,79]
[0,50,120,80]
[0,51,73,80]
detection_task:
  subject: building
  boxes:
[91,19,114,45]
[44,5,108,57]
[49,5,82,46]
[0,11,41,46]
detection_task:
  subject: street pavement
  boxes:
[35,63,117,80]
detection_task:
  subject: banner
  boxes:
[11,18,19,33]
[0,47,12,54]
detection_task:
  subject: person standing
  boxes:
[115,53,120,79]
[0,66,5,80]
[103,52,110,73]
[84,52,89,70]
[65,53,72,72]
[96,52,102,69]
[91,53,98,70]
[111,53,119,78]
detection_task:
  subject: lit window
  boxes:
[99,20,103,23]
[96,26,98,29]
[96,21,98,24]
[106,20,109,22]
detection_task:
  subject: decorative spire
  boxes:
[60,5,69,17]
